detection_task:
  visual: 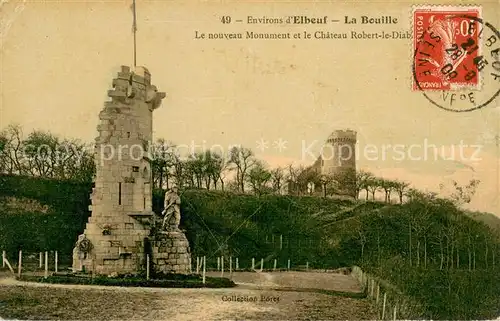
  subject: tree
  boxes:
[366,177,382,201]
[298,168,320,195]
[0,124,26,175]
[270,167,285,194]
[393,180,410,204]
[58,139,95,183]
[185,153,205,188]
[319,174,335,198]
[358,230,367,261]
[357,170,374,200]
[406,188,438,202]
[207,151,226,190]
[333,168,357,198]
[171,153,186,188]
[286,164,306,195]
[227,146,255,193]
[200,152,214,189]
[151,139,176,189]
[247,161,272,196]
[0,134,8,173]
[22,130,60,177]
[449,179,481,205]
[379,179,396,203]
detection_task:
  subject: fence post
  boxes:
[17,250,22,278]
[376,284,380,304]
[39,252,42,269]
[382,292,387,319]
[202,256,206,285]
[273,259,277,271]
[251,257,255,270]
[196,257,200,274]
[55,251,58,273]
[44,251,48,278]
[229,257,232,276]
[217,257,220,271]
[287,259,290,271]
[306,262,309,271]
[3,256,14,274]
[221,256,224,277]
[371,279,374,297]
[2,250,5,268]
[146,254,150,280]
[236,257,239,270]
[280,235,283,250]
[393,303,397,320]
[260,258,263,272]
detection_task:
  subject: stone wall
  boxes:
[152,231,192,274]
[72,66,168,275]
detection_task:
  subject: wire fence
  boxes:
[2,249,424,319]
[351,265,425,320]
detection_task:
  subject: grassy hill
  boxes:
[1,174,499,319]
[0,174,91,260]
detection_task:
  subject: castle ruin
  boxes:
[290,129,357,197]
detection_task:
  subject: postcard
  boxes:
[0,0,499,320]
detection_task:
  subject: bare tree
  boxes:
[319,174,335,198]
[247,161,272,196]
[357,170,374,200]
[379,179,396,203]
[286,164,306,195]
[57,139,95,182]
[0,124,26,175]
[358,230,367,261]
[171,154,186,188]
[227,146,256,193]
[151,139,176,189]
[270,167,285,194]
[207,152,226,191]
[393,180,410,204]
[366,177,382,201]
[449,179,481,205]
[23,130,60,177]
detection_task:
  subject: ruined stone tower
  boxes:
[321,129,357,176]
[72,66,169,274]
[319,129,357,197]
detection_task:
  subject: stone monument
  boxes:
[72,66,191,275]
[162,186,181,231]
[152,186,192,274]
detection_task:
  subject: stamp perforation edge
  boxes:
[410,4,485,92]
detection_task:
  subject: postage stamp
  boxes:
[412,6,482,91]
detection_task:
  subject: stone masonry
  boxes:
[72,66,191,275]
[152,231,192,273]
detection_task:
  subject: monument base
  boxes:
[152,230,192,274]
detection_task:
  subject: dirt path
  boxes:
[0,272,376,320]
[207,271,363,292]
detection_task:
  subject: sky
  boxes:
[0,0,499,215]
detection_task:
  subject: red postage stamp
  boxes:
[412,6,482,91]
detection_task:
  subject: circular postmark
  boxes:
[412,12,500,112]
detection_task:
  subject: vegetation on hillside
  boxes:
[1,124,500,319]
[0,174,91,259]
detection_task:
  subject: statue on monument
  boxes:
[161,186,181,232]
